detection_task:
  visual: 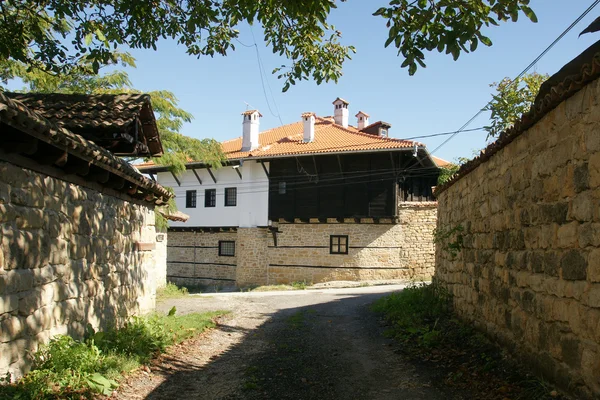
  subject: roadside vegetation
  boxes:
[157,282,190,300]
[372,283,565,400]
[0,310,226,399]
[249,281,310,292]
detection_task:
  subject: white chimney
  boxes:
[356,111,370,130]
[241,110,262,151]
[302,112,315,142]
[332,97,349,128]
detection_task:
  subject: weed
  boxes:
[286,311,306,329]
[0,310,227,399]
[433,224,464,258]
[290,280,309,290]
[156,282,189,300]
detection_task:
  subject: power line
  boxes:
[249,27,285,126]
[430,0,600,156]
[399,127,484,141]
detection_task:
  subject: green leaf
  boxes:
[168,306,177,317]
[522,6,538,23]
[84,33,93,46]
[479,35,492,46]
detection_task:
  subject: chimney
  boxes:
[302,112,315,142]
[355,111,370,130]
[332,97,349,128]
[241,110,262,151]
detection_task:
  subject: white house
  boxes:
[138,98,449,287]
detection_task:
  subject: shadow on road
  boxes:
[138,289,458,400]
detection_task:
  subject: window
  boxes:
[219,241,235,257]
[205,189,216,207]
[278,182,287,194]
[330,235,349,255]
[185,190,197,208]
[224,187,237,206]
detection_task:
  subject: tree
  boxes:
[0,57,226,175]
[0,1,537,88]
[1,56,226,230]
[484,72,548,139]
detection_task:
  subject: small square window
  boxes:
[330,235,348,255]
[225,187,237,207]
[185,190,197,208]
[278,182,287,194]
[219,241,235,257]
[205,189,216,207]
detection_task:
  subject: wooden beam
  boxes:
[234,166,242,180]
[170,171,181,186]
[312,156,319,181]
[64,159,90,176]
[2,138,39,155]
[207,167,217,183]
[88,167,110,184]
[191,168,203,184]
[107,176,125,190]
[259,160,270,178]
[149,173,156,182]
[389,152,396,175]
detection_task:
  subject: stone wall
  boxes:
[166,231,237,287]
[435,78,600,398]
[0,161,159,378]
[168,203,437,286]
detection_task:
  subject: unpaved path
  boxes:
[113,285,471,399]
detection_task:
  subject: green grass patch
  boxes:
[0,310,227,399]
[156,282,190,300]
[250,281,310,292]
[372,282,564,399]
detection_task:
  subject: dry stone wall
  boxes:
[435,78,600,398]
[0,161,159,378]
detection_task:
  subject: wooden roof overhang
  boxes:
[0,92,171,205]
[4,92,163,157]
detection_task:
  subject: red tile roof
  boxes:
[432,156,451,167]
[222,117,419,160]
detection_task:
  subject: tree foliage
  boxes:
[374,0,537,75]
[0,57,226,175]
[484,72,548,139]
[0,0,537,87]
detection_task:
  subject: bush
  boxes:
[157,282,189,300]
[0,310,226,399]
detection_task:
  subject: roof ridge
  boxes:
[313,116,418,145]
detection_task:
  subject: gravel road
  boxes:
[113,285,470,400]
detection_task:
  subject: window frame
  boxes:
[185,190,197,208]
[329,235,349,255]
[224,187,237,207]
[218,240,236,257]
[204,188,216,208]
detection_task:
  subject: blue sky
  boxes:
[12,1,600,163]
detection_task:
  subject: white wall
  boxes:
[157,161,270,228]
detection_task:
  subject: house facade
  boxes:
[138,98,445,287]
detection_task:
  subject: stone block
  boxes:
[0,182,10,205]
[589,249,600,283]
[0,294,18,314]
[557,222,579,248]
[571,193,594,222]
[560,250,587,281]
[560,336,582,369]
[587,285,600,308]
[573,163,590,193]
[0,316,24,343]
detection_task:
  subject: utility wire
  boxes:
[400,127,484,141]
[429,0,600,156]
[249,27,285,126]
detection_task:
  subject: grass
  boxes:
[372,282,564,400]
[0,310,227,399]
[156,282,190,300]
[250,281,310,292]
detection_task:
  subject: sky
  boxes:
[10,1,600,163]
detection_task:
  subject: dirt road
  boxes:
[113,285,469,400]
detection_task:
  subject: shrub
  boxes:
[157,282,190,300]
